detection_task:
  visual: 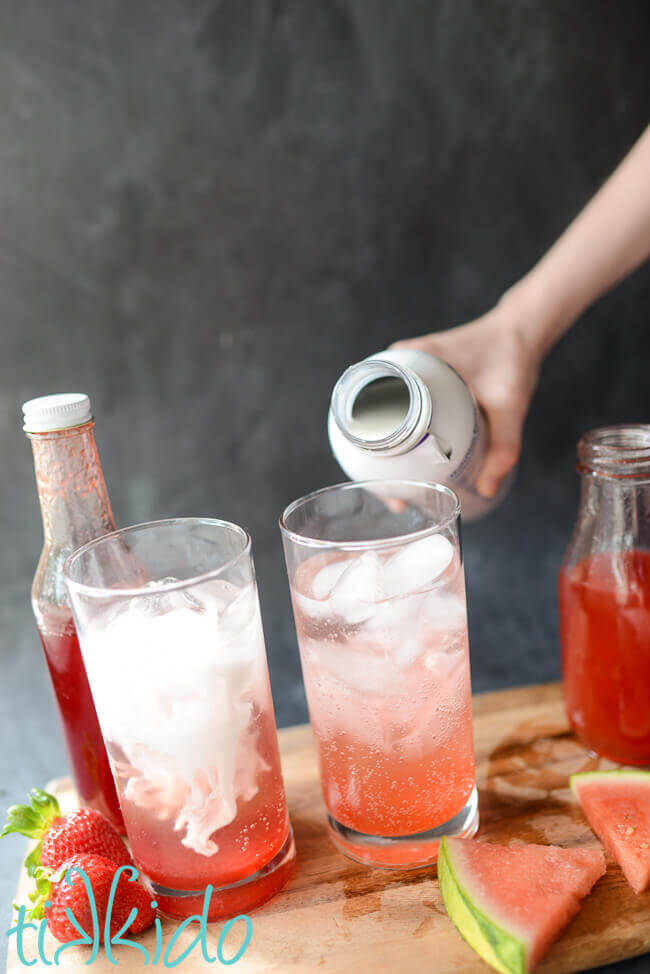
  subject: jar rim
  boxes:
[578,424,650,478]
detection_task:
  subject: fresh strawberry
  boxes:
[41,808,131,870]
[30,853,155,944]
[1,788,130,876]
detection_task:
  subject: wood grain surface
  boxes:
[8,683,650,973]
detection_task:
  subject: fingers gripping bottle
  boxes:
[328,349,513,520]
[23,393,124,830]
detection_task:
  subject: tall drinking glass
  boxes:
[280,481,477,868]
[64,518,295,920]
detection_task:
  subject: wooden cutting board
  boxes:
[8,682,650,973]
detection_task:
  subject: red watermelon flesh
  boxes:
[571,770,650,894]
[442,839,606,971]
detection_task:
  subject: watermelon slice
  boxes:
[438,837,606,974]
[571,769,650,894]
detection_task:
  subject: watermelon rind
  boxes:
[438,837,527,974]
[570,769,650,796]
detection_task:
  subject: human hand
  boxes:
[390,294,545,498]
[390,128,650,498]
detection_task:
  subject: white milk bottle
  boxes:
[327,349,513,520]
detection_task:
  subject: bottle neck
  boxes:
[330,359,433,456]
[575,426,650,555]
[28,422,116,549]
[578,425,650,480]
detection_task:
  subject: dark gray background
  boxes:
[1,1,649,969]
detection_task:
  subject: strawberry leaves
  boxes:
[1,788,61,840]
[1,788,62,878]
[23,864,56,921]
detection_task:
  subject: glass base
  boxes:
[327,785,479,869]
[584,745,650,766]
[144,829,296,921]
[568,715,650,766]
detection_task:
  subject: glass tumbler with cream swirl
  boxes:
[64,517,295,920]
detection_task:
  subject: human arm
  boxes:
[392,125,650,497]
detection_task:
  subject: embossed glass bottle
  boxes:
[23,393,123,829]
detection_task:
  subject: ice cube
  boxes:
[424,647,466,686]
[292,590,330,620]
[393,634,425,668]
[139,577,206,615]
[291,558,351,620]
[218,582,258,646]
[311,559,350,599]
[330,551,383,625]
[308,639,401,696]
[382,535,454,599]
[424,591,467,632]
[364,590,429,633]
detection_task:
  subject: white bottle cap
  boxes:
[22,393,93,433]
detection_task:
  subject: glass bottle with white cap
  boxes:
[23,393,123,829]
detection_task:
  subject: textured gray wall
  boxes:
[1,2,649,967]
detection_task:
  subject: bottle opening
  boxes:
[578,425,650,479]
[331,359,427,453]
[349,376,411,442]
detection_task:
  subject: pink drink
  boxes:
[66,521,295,921]
[115,700,292,919]
[290,533,476,867]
